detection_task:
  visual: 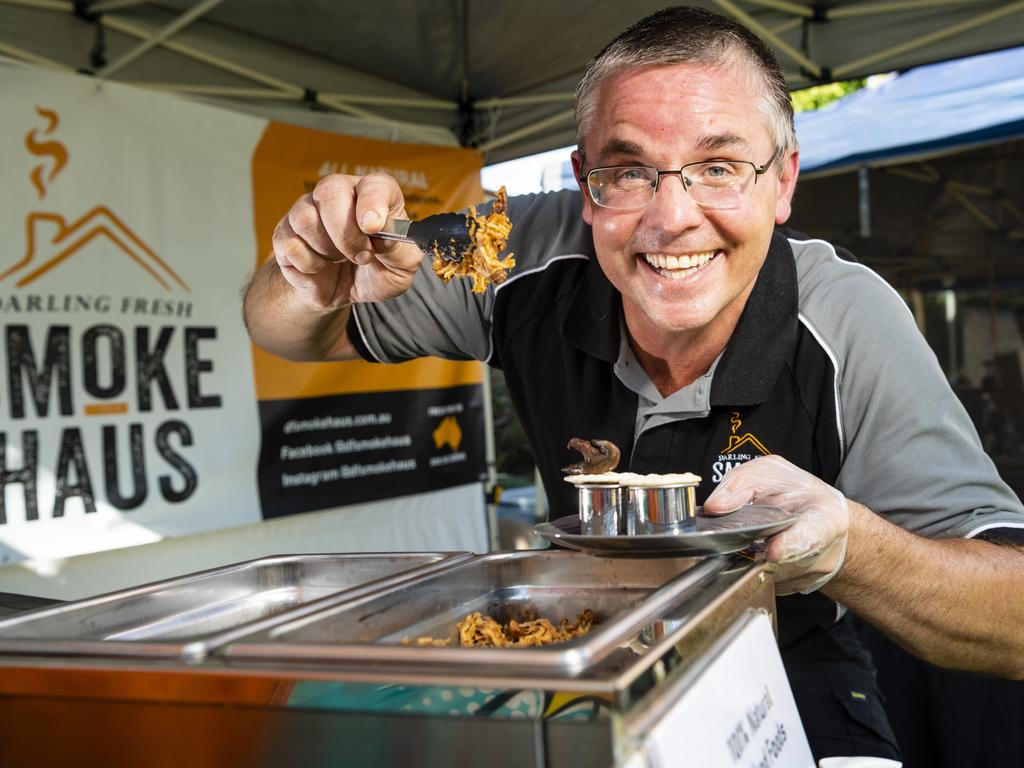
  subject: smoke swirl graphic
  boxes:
[25,106,68,199]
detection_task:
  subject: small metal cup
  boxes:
[577,483,623,536]
[628,484,697,533]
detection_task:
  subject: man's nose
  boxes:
[642,173,704,232]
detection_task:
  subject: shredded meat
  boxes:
[431,186,515,293]
[455,609,596,648]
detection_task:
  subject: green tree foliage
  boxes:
[791,79,867,113]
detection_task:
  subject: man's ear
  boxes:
[571,150,594,226]
[774,148,800,225]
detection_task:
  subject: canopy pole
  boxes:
[910,289,927,335]
[988,250,998,354]
[481,365,499,552]
[858,165,871,238]
[944,288,958,383]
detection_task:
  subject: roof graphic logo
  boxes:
[2,106,189,292]
[721,411,770,456]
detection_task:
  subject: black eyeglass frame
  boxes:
[579,148,781,210]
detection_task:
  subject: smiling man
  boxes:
[244,7,1024,762]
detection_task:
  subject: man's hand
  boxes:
[245,172,425,361]
[704,455,850,595]
[272,173,423,310]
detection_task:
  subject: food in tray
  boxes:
[563,471,701,486]
[561,437,621,475]
[403,608,597,649]
[457,609,596,648]
[431,186,515,293]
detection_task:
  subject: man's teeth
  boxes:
[643,251,716,278]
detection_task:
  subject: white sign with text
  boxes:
[640,611,814,768]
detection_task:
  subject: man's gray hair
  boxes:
[575,7,797,165]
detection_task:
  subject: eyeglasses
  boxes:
[580,150,779,211]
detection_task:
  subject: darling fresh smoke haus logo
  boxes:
[0,107,222,528]
[711,411,771,484]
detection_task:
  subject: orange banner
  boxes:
[250,123,486,400]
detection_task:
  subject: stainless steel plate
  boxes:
[0,552,470,660]
[533,505,798,556]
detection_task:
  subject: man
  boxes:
[245,7,1024,760]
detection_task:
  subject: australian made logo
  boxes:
[429,402,467,468]
[0,106,222,526]
[711,411,771,483]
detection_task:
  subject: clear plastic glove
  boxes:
[704,455,850,596]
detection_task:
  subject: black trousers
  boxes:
[781,613,902,762]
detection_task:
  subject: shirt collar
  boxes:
[562,228,799,405]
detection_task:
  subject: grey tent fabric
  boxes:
[3,0,1024,162]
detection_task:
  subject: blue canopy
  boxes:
[796,45,1024,177]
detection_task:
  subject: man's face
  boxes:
[573,62,799,344]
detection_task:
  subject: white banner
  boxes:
[0,66,268,563]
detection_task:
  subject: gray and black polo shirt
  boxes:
[351,188,1023,544]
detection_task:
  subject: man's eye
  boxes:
[614,168,648,183]
[702,163,737,178]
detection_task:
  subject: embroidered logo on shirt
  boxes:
[712,411,771,483]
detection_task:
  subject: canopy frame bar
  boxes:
[834,2,1024,77]
[886,162,1022,249]
[0,0,68,10]
[120,82,460,110]
[713,0,823,78]
[0,40,74,70]
[99,14,450,143]
[480,108,574,153]
[92,0,151,10]
[96,0,225,79]
[742,0,814,18]
[829,0,988,20]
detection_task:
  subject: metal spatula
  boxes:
[372,212,472,261]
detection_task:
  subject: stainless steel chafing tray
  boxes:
[0,552,470,660]
[0,551,776,768]
[222,550,731,673]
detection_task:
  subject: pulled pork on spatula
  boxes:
[431,186,515,293]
